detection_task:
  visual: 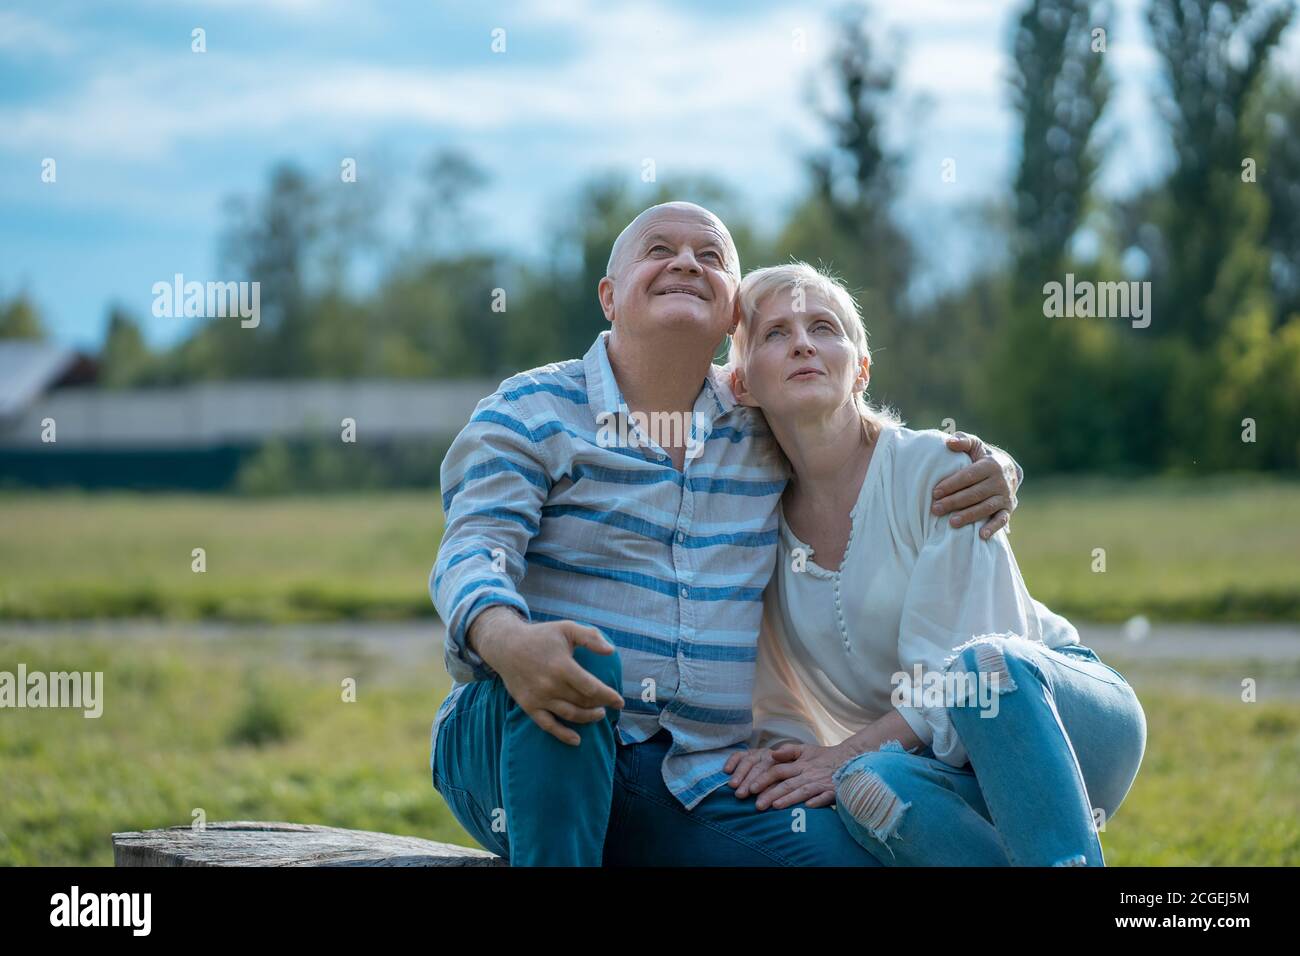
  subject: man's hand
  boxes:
[933,431,1019,539]
[740,742,850,810]
[468,607,624,746]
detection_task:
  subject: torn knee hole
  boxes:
[837,769,910,842]
[972,642,1017,693]
[944,637,1019,697]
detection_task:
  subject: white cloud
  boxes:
[0,10,75,56]
[0,2,827,160]
[137,0,338,12]
[0,0,1042,259]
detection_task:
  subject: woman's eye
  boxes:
[765,327,785,340]
[813,322,834,333]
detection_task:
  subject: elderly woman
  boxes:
[722,262,1147,866]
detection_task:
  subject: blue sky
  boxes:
[2,0,1296,350]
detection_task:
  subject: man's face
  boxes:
[600,204,740,345]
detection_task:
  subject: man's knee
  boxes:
[572,644,623,695]
[555,645,622,738]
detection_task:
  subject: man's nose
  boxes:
[668,247,703,273]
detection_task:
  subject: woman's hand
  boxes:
[744,742,854,811]
[724,746,780,799]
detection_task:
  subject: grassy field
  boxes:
[1010,474,1300,623]
[0,629,1295,866]
[3,480,1294,865]
[0,492,441,622]
[0,629,465,865]
[0,475,1298,624]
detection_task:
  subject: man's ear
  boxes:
[729,293,743,335]
[597,276,616,324]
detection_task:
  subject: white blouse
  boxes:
[751,425,1079,768]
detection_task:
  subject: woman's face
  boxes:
[733,288,866,420]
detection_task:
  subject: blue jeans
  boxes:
[831,636,1147,866]
[430,645,882,866]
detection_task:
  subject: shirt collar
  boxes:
[582,329,737,423]
[582,330,624,418]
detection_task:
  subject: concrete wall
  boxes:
[0,380,497,450]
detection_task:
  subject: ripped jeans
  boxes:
[831,637,1147,866]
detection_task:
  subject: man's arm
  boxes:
[431,389,548,683]
[431,388,623,743]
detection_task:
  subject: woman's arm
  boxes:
[836,709,924,761]
[892,449,1041,767]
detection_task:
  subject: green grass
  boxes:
[1104,687,1300,865]
[1010,474,1300,623]
[0,475,1296,623]
[1097,655,1300,865]
[0,491,441,622]
[0,631,468,866]
[0,633,1294,865]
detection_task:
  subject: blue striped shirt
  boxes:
[431,330,789,809]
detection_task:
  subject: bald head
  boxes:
[606,201,740,279]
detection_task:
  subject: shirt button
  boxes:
[680,586,689,598]
[675,531,685,544]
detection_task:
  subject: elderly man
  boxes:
[429,201,1018,866]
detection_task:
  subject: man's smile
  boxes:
[654,284,708,299]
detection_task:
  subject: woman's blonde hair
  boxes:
[728,261,902,436]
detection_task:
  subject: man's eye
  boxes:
[701,250,722,262]
[650,245,671,255]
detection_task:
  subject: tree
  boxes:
[776,3,919,417]
[787,2,912,318]
[217,162,323,377]
[0,293,46,340]
[99,306,152,387]
[1146,0,1292,345]
[984,1,1173,473]
[1259,71,1300,323]
[411,149,491,259]
[1008,0,1112,292]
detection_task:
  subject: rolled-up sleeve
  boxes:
[894,482,1039,768]
[431,389,553,683]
